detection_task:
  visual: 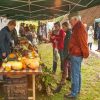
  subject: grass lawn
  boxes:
[37,43,100,100]
[0,43,100,100]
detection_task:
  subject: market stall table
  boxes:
[0,67,42,100]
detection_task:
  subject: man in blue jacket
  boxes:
[0,20,16,60]
[0,20,16,81]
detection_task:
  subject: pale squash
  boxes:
[6,61,23,71]
[2,63,6,69]
[11,62,23,70]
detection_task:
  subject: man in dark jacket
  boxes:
[0,20,16,81]
[96,23,100,52]
[0,20,16,60]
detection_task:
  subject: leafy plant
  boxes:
[36,63,57,96]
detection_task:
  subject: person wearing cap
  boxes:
[64,12,89,98]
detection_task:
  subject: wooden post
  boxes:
[32,75,35,100]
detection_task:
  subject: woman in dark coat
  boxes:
[54,22,71,93]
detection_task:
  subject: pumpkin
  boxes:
[18,57,21,61]
[8,53,16,59]
[2,63,6,69]
[32,51,35,57]
[11,62,23,70]
[6,61,23,71]
[21,57,27,69]
[5,65,12,72]
[22,64,26,69]
[6,61,14,66]
[26,59,40,70]
[8,53,18,61]
[4,63,12,72]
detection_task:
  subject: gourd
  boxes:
[6,61,23,70]
[9,53,16,58]
[26,59,40,70]
[11,61,23,70]
[7,53,17,61]
[21,57,27,69]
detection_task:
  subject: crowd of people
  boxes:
[44,13,89,99]
[19,22,48,45]
[0,12,100,99]
[19,23,37,45]
[45,13,100,99]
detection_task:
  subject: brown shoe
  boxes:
[95,49,100,52]
[98,50,100,52]
[64,94,76,99]
[53,85,62,93]
[66,77,71,81]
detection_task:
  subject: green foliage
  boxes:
[37,43,100,100]
[36,64,57,96]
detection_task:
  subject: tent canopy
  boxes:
[0,0,100,20]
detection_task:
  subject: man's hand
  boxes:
[2,52,6,58]
[51,36,55,39]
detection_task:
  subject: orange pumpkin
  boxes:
[9,53,16,59]
[22,64,26,69]
[21,57,27,69]
[26,59,40,70]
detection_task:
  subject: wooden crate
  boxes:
[3,76,28,100]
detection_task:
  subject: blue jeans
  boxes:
[70,56,83,96]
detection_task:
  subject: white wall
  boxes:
[0,17,10,30]
[47,22,54,32]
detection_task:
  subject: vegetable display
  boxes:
[2,37,40,72]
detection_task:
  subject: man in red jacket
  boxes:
[64,13,89,99]
[50,22,65,73]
